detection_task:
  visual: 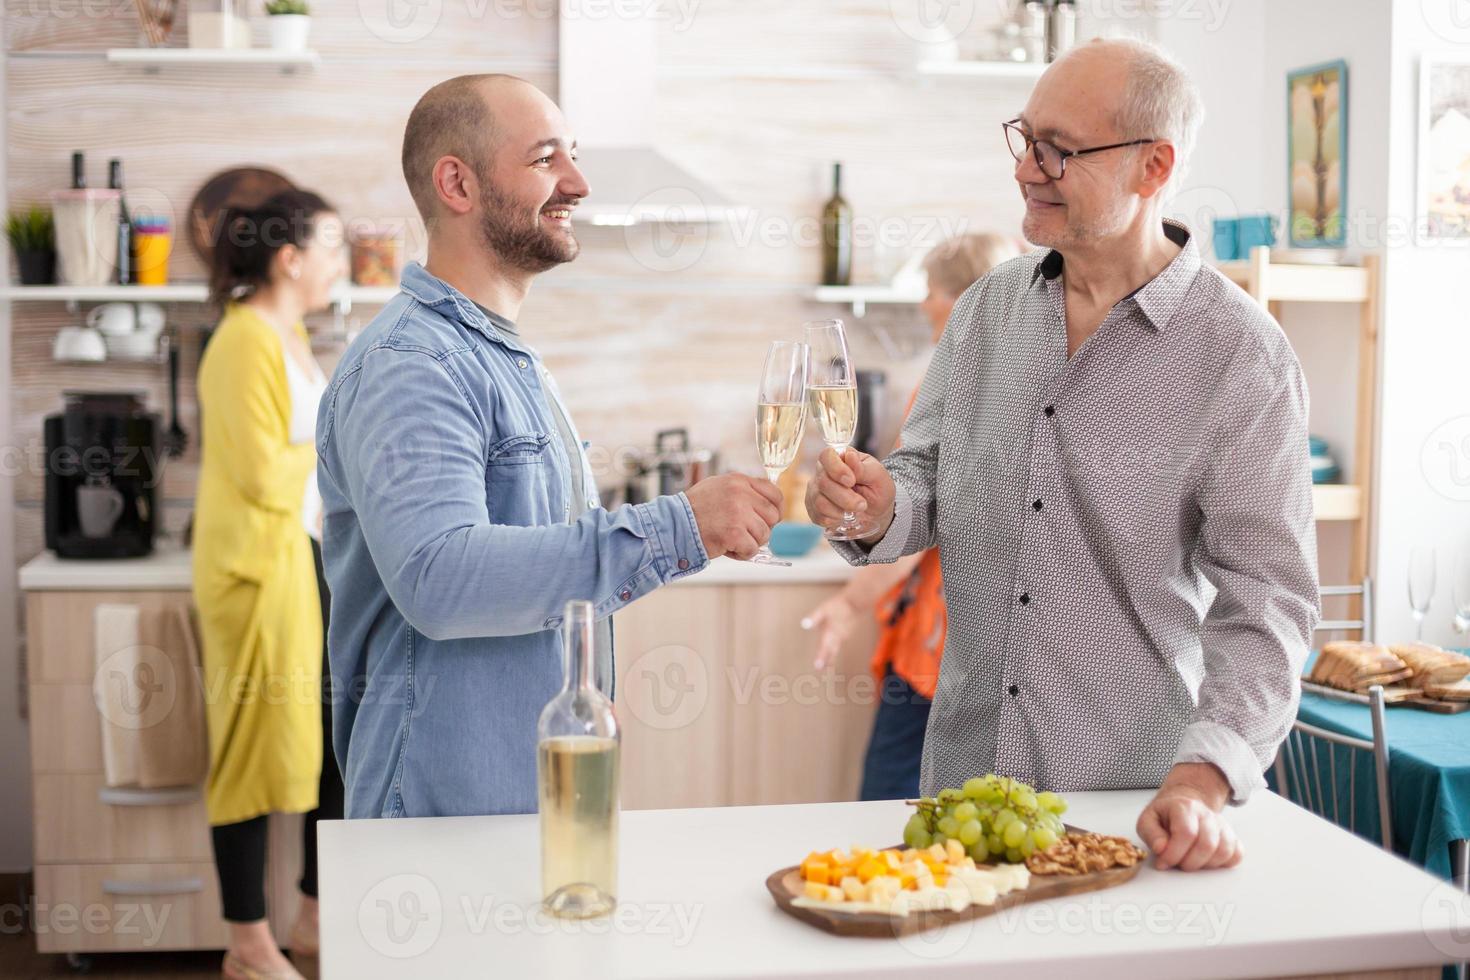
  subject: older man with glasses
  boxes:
[809,37,1320,872]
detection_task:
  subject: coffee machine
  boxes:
[44,391,160,558]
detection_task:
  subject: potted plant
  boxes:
[264,0,310,52]
[6,206,56,285]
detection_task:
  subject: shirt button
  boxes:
[517,358,529,369]
[1019,593,1031,605]
[1032,499,1043,511]
[1009,684,1020,697]
[677,558,690,570]
[1043,405,1055,417]
[619,589,632,601]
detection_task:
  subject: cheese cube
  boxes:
[945,839,965,865]
[841,875,866,901]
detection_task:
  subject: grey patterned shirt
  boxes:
[836,221,1320,803]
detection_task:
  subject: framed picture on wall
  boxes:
[1287,60,1348,249]
[1417,58,1470,244]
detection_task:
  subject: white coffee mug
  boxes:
[53,326,107,362]
[135,302,165,333]
[87,303,136,337]
[77,483,125,538]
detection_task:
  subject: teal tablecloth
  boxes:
[1290,649,1470,882]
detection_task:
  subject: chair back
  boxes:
[1274,684,1392,850]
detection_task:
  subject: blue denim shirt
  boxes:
[316,262,709,818]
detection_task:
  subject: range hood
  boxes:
[557,3,742,226]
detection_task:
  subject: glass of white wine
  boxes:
[804,319,880,541]
[752,340,809,566]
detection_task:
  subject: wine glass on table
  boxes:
[752,340,809,567]
[803,318,880,541]
[1408,545,1437,642]
[1451,547,1470,636]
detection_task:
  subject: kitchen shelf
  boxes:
[916,59,1047,78]
[1216,256,1370,303]
[1311,484,1362,522]
[104,48,321,72]
[0,282,395,307]
[1224,245,1380,600]
[810,283,925,317]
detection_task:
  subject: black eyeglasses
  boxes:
[1003,118,1157,180]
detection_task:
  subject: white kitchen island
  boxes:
[318,789,1470,979]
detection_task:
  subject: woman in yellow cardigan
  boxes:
[195,188,345,980]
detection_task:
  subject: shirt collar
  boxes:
[399,261,524,349]
[1035,219,1201,333]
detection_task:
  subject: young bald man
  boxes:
[317,75,783,818]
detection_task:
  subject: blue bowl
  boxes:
[769,521,823,558]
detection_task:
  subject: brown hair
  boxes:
[207,187,334,307]
[922,233,1022,298]
[401,74,522,222]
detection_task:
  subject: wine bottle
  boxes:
[71,151,86,190]
[537,600,619,920]
[108,159,133,285]
[821,162,852,286]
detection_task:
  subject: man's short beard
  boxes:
[477,177,579,274]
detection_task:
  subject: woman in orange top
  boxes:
[804,232,1020,801]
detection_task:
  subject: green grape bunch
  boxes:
[902,774,1068,865]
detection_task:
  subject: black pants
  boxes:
[211,537,345,923]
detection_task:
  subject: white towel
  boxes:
[93,603,208,789]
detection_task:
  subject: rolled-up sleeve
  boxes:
[326,346,708,641]
[1180,343,1321,803]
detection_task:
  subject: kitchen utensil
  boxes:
[77,480,126,539]
[132,0,178,45]
[765,825,1142,937]
[87,303,137,337]
[768,521,822,558]
[188,167,296,267]
[51,189,121,286]
[133,216,172,284]
[165,334,188,457]
[623,429,719,504]
[53,325,108,362]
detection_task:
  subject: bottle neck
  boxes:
[561,601,597,692]
[832,164,843,195]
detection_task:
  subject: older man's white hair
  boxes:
[1065,36,1205,199]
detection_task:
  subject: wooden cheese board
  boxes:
[765,830,1144,938]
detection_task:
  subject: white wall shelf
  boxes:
[104,48,321,72]
[810,284,924,318]
[0,282,396,310]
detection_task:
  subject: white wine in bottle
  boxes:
[537,600,620,919]
[756,401,805,482]
[821,162,852,286]
[808,383,859,452]
[538,735,619,918]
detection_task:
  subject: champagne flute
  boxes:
[1452,547,1470,635]
[1408,545,1437,642]
[804,319,880,541]
[752,340,809,567]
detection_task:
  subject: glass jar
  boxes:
[536,600,620,919]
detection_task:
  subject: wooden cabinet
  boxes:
[616,579,877,810]
[25,589,301,956]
